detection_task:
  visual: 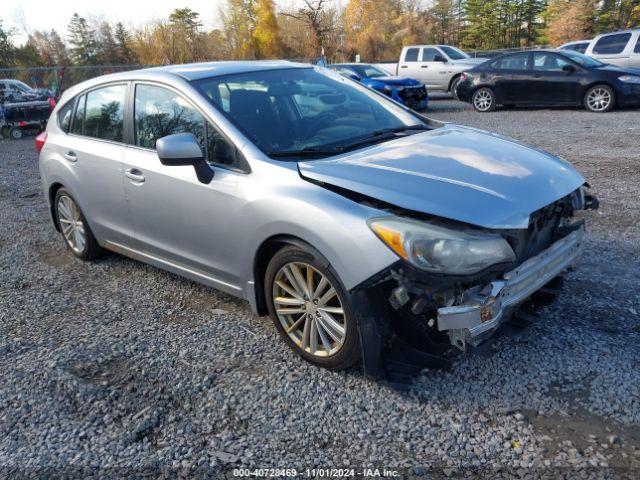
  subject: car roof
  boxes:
[58,60,313,102]
[593,29,639,38]
[560,40,591,45]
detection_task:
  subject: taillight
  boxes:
[35,131,47,154]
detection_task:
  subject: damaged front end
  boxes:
[352,187,598,382]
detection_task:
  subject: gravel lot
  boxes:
[1,98,639,478]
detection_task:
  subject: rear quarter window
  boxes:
[593,33,632,54]
[57,100,75,133]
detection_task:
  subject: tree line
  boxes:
[1,0,638,69]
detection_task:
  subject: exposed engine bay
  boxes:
[348,186,599,382]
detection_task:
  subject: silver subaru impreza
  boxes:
[37,61,598,374]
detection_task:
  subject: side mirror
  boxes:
[562,64,576,73]
[347,73,362,82]
[433,54,447,63]
[156,132,214,184]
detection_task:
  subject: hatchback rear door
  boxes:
[51,83,133,246]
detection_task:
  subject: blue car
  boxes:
[329,63,428,111]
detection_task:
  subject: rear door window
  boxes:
[492,53,529,70]
[83,85,127,142]
[593,33,632,54]
[532,52,570,71]
[635,36,640,53]
[70,94,86,135]
[404,48,420,62]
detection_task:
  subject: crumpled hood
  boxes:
[369,76,422,86]
[298,125,585,229]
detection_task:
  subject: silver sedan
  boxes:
[37,61,597,373]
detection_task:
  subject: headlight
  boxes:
[618,75,640,84]
[368,217,515,275]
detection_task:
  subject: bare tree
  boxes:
[280,0,334,54]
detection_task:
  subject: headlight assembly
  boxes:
[368,217,516,275]
[618,75,640,84]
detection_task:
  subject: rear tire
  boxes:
[584,85,615,113]
[54,187,103,261]
[265,244,360,371]
[472,87,497,112]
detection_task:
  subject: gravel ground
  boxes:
[1,98,639,478]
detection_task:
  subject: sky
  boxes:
[3,0,304,44]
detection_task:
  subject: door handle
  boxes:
[400,65,408,68]
[421,65,428,68]
[125,168,145,183]
[63,151,77,162]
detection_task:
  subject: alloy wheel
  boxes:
[272,261,346,358]
[473,89,493,111]
[57,195,86,254]
[586,88,611,112]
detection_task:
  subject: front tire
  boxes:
[472,87,497,112]
[265,245,360,370]
[584,85,615,112]
[54,188,103,260]
[449,75,462,100]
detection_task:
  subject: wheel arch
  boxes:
[48,182,65,232]
[447,73,462,92]
[252,234,325,316]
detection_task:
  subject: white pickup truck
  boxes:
[375,45,486,96]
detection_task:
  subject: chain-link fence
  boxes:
[0,65,152,96]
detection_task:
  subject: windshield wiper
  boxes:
[268,124,429,159]
[337,124,429,152]
[267,146,344,158]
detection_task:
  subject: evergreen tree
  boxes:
[97,22,119,64]
[114,22,136,64]
[0,20,16,67]
[67,13,99,65]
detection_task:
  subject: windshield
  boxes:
[14,81,33,92]
[439,46,470,60]
[192,67,426,158]
[352,65,389,78]
[560,50,604,68]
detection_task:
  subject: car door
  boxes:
[121,82,246,289]
[489,52,531,103]
[529,52,582,104]
[631,34,640,68]
[398,47,423,82]
[419,47,450,89]
[57,83,133,246]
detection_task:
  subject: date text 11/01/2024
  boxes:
[232,468,401,477]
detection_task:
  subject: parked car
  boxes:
[558,40,592,54]
[585,29,640,68]
[0,79,54,103]
[455,49,640,112]
[38,61,597,374]
[328,63,428,110]
[374,45,486,96]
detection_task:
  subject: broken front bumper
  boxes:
[437,223,585,349]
